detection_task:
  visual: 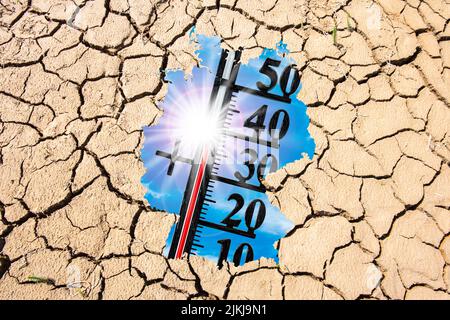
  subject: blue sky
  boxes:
[141,32,315,266]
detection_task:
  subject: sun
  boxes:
[178,107,221,148]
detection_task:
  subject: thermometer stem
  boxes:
[169,49,241,259]
[174,145,209,258]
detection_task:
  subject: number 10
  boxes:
[217,239,254,268]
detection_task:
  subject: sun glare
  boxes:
[175,101,221,149]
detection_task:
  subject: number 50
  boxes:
[256,58,301,98]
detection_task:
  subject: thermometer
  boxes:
[141,35,315,267]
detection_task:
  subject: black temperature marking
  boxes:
[217,239,254,268]
[155,139,192,175]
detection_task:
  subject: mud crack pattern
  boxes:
[0,0,449,300]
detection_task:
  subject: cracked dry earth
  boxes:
[0,0,449,300]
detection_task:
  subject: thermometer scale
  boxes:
[142,36,314,267]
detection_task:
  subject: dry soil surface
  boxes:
[0,0,449,300]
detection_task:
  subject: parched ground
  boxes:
[0,0,449,300]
